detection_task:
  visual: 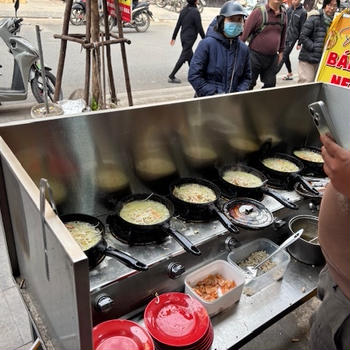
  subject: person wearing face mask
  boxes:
[188,1,251,97]
[298,0,339,83]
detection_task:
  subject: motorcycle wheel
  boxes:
[99,13,115,32]
[31,69,63,103]
[155,0,167,7]
[70,8,85,25]
[174,0,183,12]
[135,12,150,32]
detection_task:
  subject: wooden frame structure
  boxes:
[53,0,133,107]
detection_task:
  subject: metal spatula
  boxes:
[246,229,304,279]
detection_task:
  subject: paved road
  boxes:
[0,11,300,122]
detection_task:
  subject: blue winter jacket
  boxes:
[188,24,251,97]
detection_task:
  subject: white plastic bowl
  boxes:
[184,260,245,317]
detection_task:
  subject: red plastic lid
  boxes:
[144,292,209,347]
[93,319,154,350]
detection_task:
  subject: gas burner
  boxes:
[294,176,329,199]
[224,198,274,229]
[264,172,293,190]
[107,220,167,246]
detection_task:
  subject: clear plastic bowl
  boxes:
[227,238,291,296]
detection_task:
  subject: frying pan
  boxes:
[292,146,325,176]
[218,164,298,210]
[259,153,319,195]
[107,193,201,256]
[61,213,148,271]
[169,177,239,233]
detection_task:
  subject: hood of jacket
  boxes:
[307,9,322,17]
[206,18,240,49]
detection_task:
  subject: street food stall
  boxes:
[0,82,348,350]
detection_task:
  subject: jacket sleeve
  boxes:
[299,17,315,52]
[194,11,205,39]
[172,12,183,40]
[297,10,307,45]
[278,10,287,53]
[236,47,251,92]
[188,40,218,97]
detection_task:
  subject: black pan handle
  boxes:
[261,187,298,210]
[208,203,239,233]
[104,247,148,271]
[162,223,201,256]
[292,174,320,196]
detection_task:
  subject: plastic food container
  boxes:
[184,260,245,317]
[227,238,291,296]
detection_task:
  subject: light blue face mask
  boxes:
[224,22,243,38]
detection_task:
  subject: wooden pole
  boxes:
[84,0,91,105]
[102,0,117,104]
[91,0,102,108]
[54,0,73,102]
[113,0,133,106]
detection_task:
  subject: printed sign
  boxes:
[316,10,350,88]
[107,0,132,23]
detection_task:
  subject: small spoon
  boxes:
[246,229,304,279]
[308,236,319,243]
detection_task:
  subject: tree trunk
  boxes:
[91,0,102,109]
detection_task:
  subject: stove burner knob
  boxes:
[225,236,240,251]
[168,262,185,279]
[95,294,114,313]
[309,202,317,211]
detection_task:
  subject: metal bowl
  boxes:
[287,215,325,265]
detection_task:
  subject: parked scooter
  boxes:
[70,0,86,25]
[0,0,62,104]
[105,1,153,32]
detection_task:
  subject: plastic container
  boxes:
[227,238,291,296]
[184,260,245,317]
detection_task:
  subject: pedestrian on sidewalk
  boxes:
[168,0,205,84]
[188,1,251,96]
[309,133,350,350]
[240,0,287,89]
[297,0,338,83]
[276,0,307,80]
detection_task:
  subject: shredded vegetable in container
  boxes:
[65,221,102,251]
[173,183,216,203]
[119,200,170,225]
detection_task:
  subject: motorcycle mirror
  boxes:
[14,0,20,17]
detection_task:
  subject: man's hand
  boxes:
[321,134,350,198]
[170,39,175,46]
[296,44,301,50]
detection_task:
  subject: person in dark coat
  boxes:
[188,1,251,96]
[276,0,307,80]
[298,0,339,83]
[168,0,205,84]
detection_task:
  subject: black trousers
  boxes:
[249,49,278,90]
[276,40,296,74]
[169,38,196,78]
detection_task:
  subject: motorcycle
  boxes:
[0,0,62,104]
[70,0,86,26]
[156,0,183,12]
[103,1,153,32]
[156,0,206,13]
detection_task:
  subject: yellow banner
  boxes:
[316,10,350,88]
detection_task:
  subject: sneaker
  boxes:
[168,76,181,84]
